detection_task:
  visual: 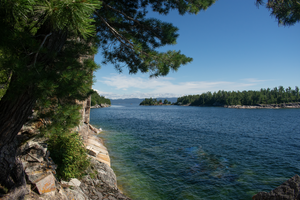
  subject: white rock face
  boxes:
[83,132,111,167]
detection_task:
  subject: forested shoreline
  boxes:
[175,86,300,106]
[91,91,111,106]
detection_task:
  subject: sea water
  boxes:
[90,105,300,200]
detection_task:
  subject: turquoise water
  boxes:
[90,105,300,200]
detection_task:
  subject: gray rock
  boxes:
[65,187,89,200]
[91,159,117,190]
[108,195,117,200]
[69,178,82,187]
[253,174,300,200]
[35,173,56,194]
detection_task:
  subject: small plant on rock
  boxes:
[47,132,90,180]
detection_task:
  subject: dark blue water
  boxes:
[90,105,300,200]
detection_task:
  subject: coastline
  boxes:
[177,102,300,109]
[12,121,131,200]
[225,102,300,109]
[87,124,131,199]
[91,103,111,109]
[89,108,299,200]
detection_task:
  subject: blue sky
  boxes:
[93,0,299,99]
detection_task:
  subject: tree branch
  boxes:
[102,2,162,40]
[33,32,52,69]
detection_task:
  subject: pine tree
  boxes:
[0,1,101,197]
[0,0,218,197]
[256,0,300,26]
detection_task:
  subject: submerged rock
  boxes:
[253,174,300,200]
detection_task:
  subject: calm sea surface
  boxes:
[90,105,300,200]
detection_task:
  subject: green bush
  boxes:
[47,132,90,180]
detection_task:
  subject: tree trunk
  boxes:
[0,141,27,199]
[0,25,74,198]
[0,81,35,198]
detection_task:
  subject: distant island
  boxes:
[140,98,172,106]
[174,86,300,108]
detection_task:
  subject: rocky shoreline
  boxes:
[225,102,300,109]
[181,102,300,109]
[2,96,300,199]
[91,104,111,109]
[8,122,300,200]
[1,122,131,200]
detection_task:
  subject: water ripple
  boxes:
[91,106,300,200]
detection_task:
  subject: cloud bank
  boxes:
[94,74,267,99]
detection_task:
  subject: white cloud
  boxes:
[242,78,266,83]
[95,74,268,99]
[99,74,174,90]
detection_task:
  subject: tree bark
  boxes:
[0,141,27,199]
[0,24,74,198]
[0,79,35,198]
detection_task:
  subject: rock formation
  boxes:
[253,175,300,200]
[0,96,131,200]
[13,122,131,200]
[91,103,111,109]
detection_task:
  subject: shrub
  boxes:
[47,132,90,180]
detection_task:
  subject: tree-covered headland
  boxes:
[0,0,299,198]
[176,86,300,106]
[140,98,172,105]
[91,91,111,106]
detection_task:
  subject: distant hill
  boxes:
[111,98,178,105]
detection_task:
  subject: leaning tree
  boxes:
[0,0,216,198]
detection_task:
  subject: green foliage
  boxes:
[38,102,82,135]
[47,132,90,180]
[36,99,90,180]
[89,170,98,179]
[0,0,102,38]
[163,99,172,105]
[256,0,300,26]
[0,0,101,100]
[94,0,217,77]
[37,99,90,181]
[91,91,111,106]
[38,0,102,38]
[176,86,300,106]
[140,98,171,105]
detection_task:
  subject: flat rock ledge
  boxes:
[253,174,300,200]
[84,124,110,167]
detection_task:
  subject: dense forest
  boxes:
[91,91,111,106]
[176,86,300,106]
[140,98,172,105]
